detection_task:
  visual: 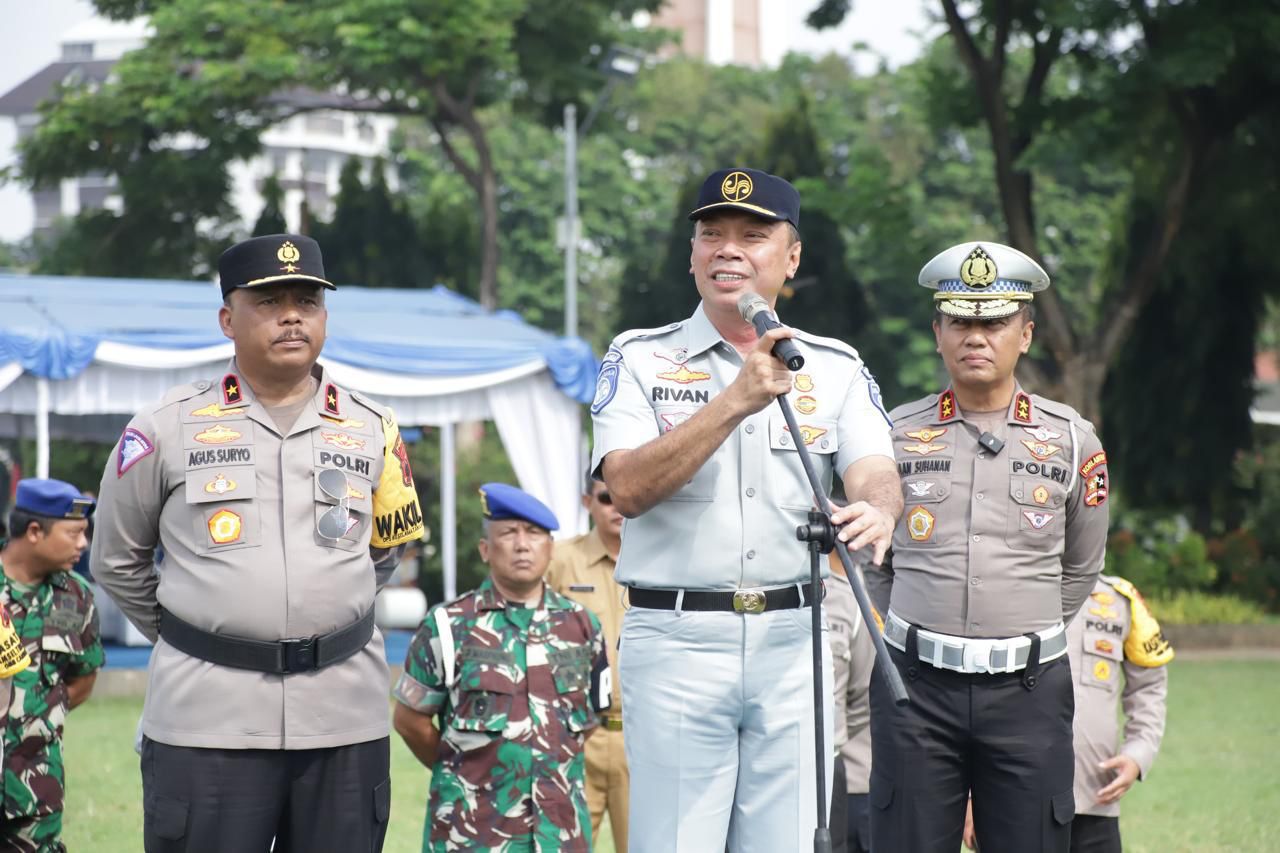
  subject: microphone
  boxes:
[738,293,805,371]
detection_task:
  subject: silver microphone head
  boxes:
[737,292,770,324]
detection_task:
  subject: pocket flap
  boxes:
[902,477,950,503]
[769,417,838,454]
[1051,789,1075,825]
[145,794,190,841]
[870,768,895,810]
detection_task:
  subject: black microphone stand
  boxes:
[774,390,910,853]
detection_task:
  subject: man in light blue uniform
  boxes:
[591,167,902,852]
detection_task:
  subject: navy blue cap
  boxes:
[218,234,336,299]
[479,483,559,532]
[14,479,95,520]
[688,168,801,229]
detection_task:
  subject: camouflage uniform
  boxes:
[393,577,609,852]
[0,567,104,853]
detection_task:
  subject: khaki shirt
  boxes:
[883,387,1109,636]
[591,302,894,589]
[90,359,423,750]
[546,529,624,712]
[1068,575,1171,817]
[826,568,874,794]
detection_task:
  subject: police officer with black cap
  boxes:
[92,234,425,852]
[592,168,900,852]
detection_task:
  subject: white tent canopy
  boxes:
[0,274,597,597]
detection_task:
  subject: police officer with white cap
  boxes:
[869,242,1110,852]
[592,167,901,852]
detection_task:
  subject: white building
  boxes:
[0,15,398,241]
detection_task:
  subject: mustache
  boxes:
[273,332,311,343]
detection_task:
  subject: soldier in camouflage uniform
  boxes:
[393,483,611,852]
[0,479,104,853]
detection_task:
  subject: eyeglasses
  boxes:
[317,468,352,541]
[595,491,613,506]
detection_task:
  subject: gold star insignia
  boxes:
[327,391,337,407]
[226,383,238,397]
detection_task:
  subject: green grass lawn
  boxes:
[61,658,1278,852]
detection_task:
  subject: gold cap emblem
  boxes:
[277,240,301,273]
[959,245,998,289]
[721,171,753,202]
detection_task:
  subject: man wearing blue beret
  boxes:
[1,479,103,853]
[393,483,612,851]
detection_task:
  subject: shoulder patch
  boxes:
[591,346,623,415]
[889,395,939,424]
[348,389,390,419]
[1110,577,1174,667]
[117,427,155,477]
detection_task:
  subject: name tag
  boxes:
[569,584,596,593]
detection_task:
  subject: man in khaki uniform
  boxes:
[826,552,876,853]
[91,234,423,853]
[870,242,1110,853]
[546,473,628,851]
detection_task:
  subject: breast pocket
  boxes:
[548,645,594,735]
[1005,477,1066,550]
[312,469,373,551]
[450,663,517,737]
[1080,629,1124,693]
[184,470,260,554]
[768,417,838,511]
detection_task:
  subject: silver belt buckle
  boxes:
[733,590,766,614]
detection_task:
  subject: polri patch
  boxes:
[118,428,155,477]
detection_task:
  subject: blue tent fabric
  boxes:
[0,275,599,402]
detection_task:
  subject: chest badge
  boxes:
[321,415,366,430]
[1023,425,1062,442]
[190,402,248,419]
[1022,509,1054,530]
[794,374,815,392]
[1032,485,1050,505]
[204,473,238,495]
[208,509,243,544]
[906,427,947,443]
[906,506,936,542]
[321,431,367,450]
[659,411,692,432]
[1090,605,1118,619]
[656,364,710,384]
[1091,591,1115,605]
[795,395,818,415]
[1020,440,1061,461]
[903,442,947,456]
[906,481,935,497]
[194,424,243,445]
[1092,659,1112,682]
[1094,639,1115,654]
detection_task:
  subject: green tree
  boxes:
[19,0,664,305]
[251,174,288,237]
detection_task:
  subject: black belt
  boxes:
[158,607,375,674]
[628,584,819,613]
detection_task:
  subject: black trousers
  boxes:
[846,793,871,853]
[830,759,848,853]
[1070,815,1122,853]
[869,645,1075,853]
[141,737,391,853]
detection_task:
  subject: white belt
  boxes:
[883,610,1067,675]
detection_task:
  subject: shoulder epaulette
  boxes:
[1109,576,1175,667]
[158,379,211,409]
[612,322,683,348]
[1032,395,1095,431]
[889,395,939,423]
[348,389,390,420]
[791,329,861,361]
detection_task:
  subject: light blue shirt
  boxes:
[591,303,894,590]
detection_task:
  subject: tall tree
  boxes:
[809,0,1280,422]
[18,0,663,305]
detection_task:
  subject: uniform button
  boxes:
[746,488,756,498]
[976,493,985,500]
[745,424,755,435]
[780,435,790,446]
[1015,491,1023,499]
[972,534,981,543]
[971,622,980,630]
[195,380,210,391]
[970,577,981,586]
[978,452,987,460]
[746,550,756,560]
[820,439,830,449]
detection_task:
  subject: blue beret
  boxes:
[479,483,558,532]
[15,479,95,520]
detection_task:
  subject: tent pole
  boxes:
[441,422,457,602]
[35,378,50,479]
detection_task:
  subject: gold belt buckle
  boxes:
[603,716,624,732]
[733,590,766,614]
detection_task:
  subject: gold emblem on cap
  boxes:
[959,245,998,289]
[721,171,753,202]
[278,240,301,273]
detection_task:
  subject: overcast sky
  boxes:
[0,0,938,242]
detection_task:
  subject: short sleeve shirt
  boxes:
[590,303,894,589]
